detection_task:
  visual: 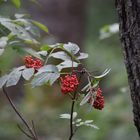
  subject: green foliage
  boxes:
[11,0,21,8]
[32,21,49,33]
[0,42,90,88]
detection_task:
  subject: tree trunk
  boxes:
[115,0,140,136]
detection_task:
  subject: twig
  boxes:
[2,87,38,140]
[17,124,33,139]
[32,120,39,140]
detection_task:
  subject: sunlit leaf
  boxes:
[32,21,48,33]
[11,0,21,8]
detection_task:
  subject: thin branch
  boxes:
[2,87,38,140]
[44,47,56,64]
[32,120,39,140]
[17,124,33,139]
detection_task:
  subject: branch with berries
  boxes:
[0,42,110,140]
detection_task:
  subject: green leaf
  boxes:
[57,60,79,71]
[60,112,77,119]
[84,120,93,124]
[0,21,34,42]
[15,13,26,19]
[0,37,8,55]
[0,75,9,88]
[37,51,48,56]
[22,68,34,80]
[59,113,70,119]
[32,72,60,87]
[32,21,49,33]
[41,44,51,51]
[77,52,88,60]
[63,42,80,54]
[36,65,58,75]
[41,43,61,51]
[32,65,60,87]
[0,66,25,88]
[6,69,22,87]
[11,0,21,8]
[50,51,71,61]
[24,48,43,60]
[94,68,111,79]
[80,92,91,106]
[84,123,99,129]
[91,79,99,88]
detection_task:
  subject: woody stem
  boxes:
[68,73,82,140]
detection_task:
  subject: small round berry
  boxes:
[93,88,104,110]
[24,55,43,70]
[60,74,79,94]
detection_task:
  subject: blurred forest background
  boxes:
[0,0,139,140]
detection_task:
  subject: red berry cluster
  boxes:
[60,74,79,94]
[90,88,104,110]
[93,88,104,110]
[24,55,43,70]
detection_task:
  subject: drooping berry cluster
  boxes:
[24,55,43,70]
[60,74,79,94]
[93,88,104,110]
[89,88,104,110]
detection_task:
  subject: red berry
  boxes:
[93,88,104,110]
[60,74,79,94]
[24,55,43,70]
